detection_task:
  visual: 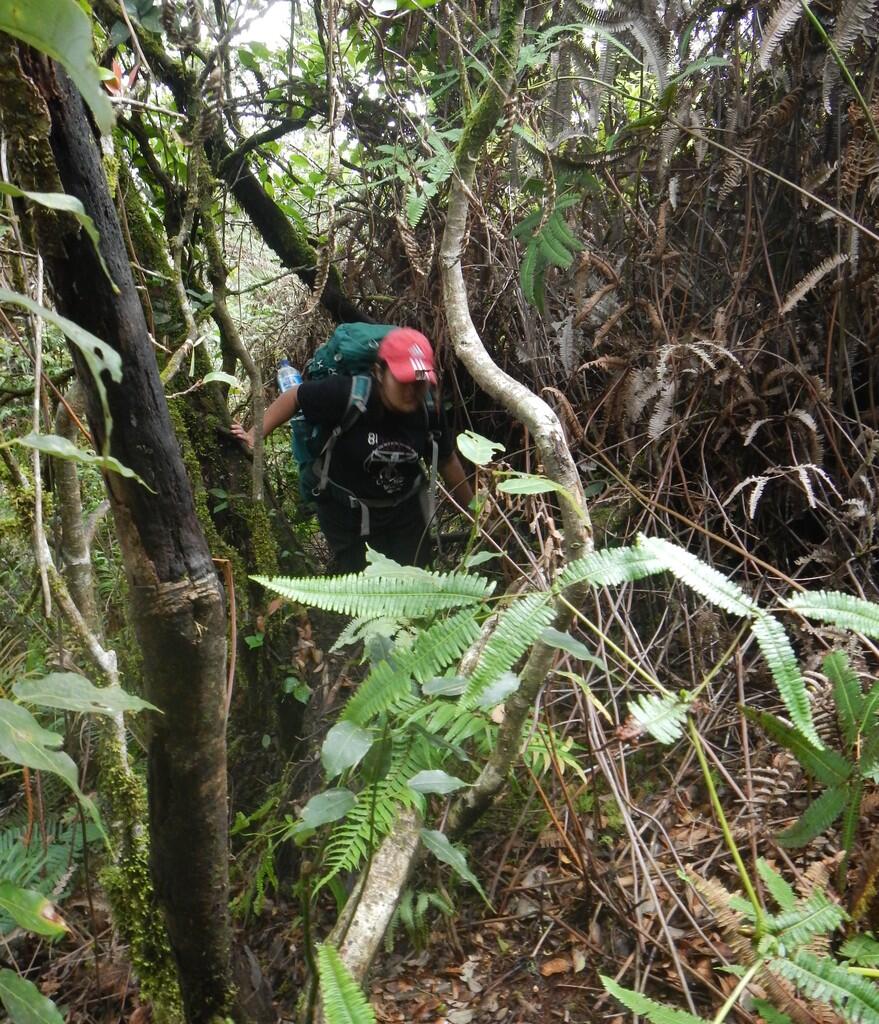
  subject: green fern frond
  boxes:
[316,943,376,1024]
[601,976,709,1024]
[839,777,864,872]
[751,613,821,747]
[771,950,879,1023]
[637,535,759,617]
[252,570,493,619]
[555,545,666,590]
[777,784,849,848]
[770,890,847,950]
[825,651,864,749]
[460,593,555,709]
[520,237,543,310]
[758,858,797,912]
[319,735,432,887]
[343,610,481,726]
[785,591,879,639]
[627,692,689,745]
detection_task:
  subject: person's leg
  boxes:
[315,503,367,574]
[370,498,434,567]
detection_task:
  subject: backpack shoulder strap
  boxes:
[316,375,373,495]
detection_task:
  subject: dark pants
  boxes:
[316,491,434,575]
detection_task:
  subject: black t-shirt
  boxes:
[297,375,453,503]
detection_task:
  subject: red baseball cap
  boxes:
[378,328,437,385]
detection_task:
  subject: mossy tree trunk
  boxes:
[10,50,234,1024]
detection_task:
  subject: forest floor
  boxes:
[28,592,856,1024]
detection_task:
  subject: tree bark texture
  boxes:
[8,51,233,1024]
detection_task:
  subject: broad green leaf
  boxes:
[744,710,849,786]
[420,829,488,902]
[601,976,708,1024]
[0,969,65,1024]
[0,882,67,939]
[777,784,849,848]
[360,734,393,785]
[0,0,114,135]
[291,789,356,833]
[475,671,520,709]
[407,770,468,794]
[824,651,863,748]
[540,627,592,660]
[202,370,241,389]
[321,722,373,779]
[13,673,157,716]
[456,430,505,466]
[463,551,499,568]
[751,613,821,747]
[0,185,115,287]
[497,472,560,495]
[0,291,121,450]
[0,699,80,794]
[786,590,879,638]
[422,675,468,696]
[12,434,153,490]
[316,944,376,1024]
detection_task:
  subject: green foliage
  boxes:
[316,943,376,1024]
[0,968,65,1024]
[385,887,454,951]
[627,692,690,744]
[785,592,879,638]
[601,975,708,1024]
[513,193,584,311]
[772,952,879,1023]
[0,0,114,134]
[460,592,555,709]
[252,567,494,619]
[747,651,877,879]
[13,672,157,716]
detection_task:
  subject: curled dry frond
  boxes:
[758,0,804,69]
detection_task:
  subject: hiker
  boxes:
[232,328,473,573]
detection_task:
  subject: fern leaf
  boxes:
[777,784,849,848]
[772,950,879,1023]
[839,777,864,869]
[745,709,850,786]
[252,570,493,619]
[460,593,555,710]
[637,535,759,617]
[786,590,879,640]
[342,610,481,726]
[859,682,879,737]
[751,612,821,747]
[629,15,669,94]
[758,858,798,912]
[520,237,542,309]
[555,545,666,590]
[319,735,429,887]
[627,692,689,745]
[601,976,709,1024]
[831,0,879,56]
[780,254,849,315]
[316,944,376,1024]
[758,0,804,70]
[824,651,863,749]
[770,889,847,950]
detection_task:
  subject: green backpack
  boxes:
[290,323,440,519]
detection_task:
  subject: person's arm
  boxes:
[231,385,299,449]
[439,452,474,507]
